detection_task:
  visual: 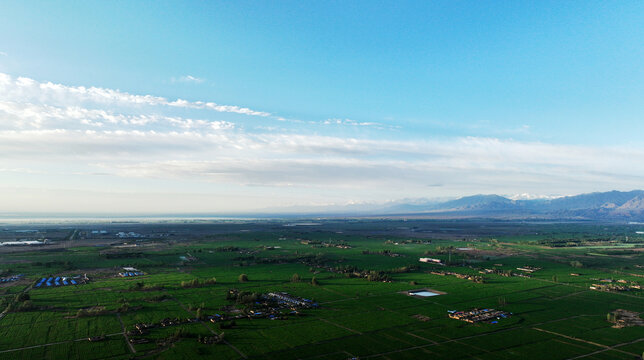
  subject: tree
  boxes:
[17,300,34,312]
[238,274,248,282]
[570,260,583,268]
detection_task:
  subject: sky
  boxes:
[0,1,643,214]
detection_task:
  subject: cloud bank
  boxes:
[1,72,643,213]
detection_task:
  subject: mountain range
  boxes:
[275,190,644,221]
[373,190,644,220]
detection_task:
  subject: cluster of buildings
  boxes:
[479,268,532,278]
[207,291,319,324]
[265,292,318,308]
[448,308,511,323]
[430,270,485,283]
[590,279,641,292]
[299,240,351,249]
[0,274,23,283]
[608,309,644,328]
[119,271,144,277]
[516,266,541,273]
[34,275,84,288]
[130,317,198,337]
[117,232,142,239]
[118,267,144,277]
[322,243,351,249]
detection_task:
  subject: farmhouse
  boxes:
[516,266,541,273]
[119,271,144,277]
[0,274,23,283]
[419,257,443,264]
[0,239,48,246]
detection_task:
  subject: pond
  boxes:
[409,290,440,297]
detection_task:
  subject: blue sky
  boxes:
[0,1,643,213]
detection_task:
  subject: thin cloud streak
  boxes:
[0,72,270,117]
[172,75,205,83]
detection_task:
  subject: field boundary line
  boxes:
[533,327,639,357]
[405,332,438,344]
[566,337,644,360]
[0,332,124,354]
[532,327,608,349]
[116,313,136,354]
[358,325,523,359]
[550,290,589,300]
[319,318,363,335]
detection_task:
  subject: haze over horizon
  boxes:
[1,1,644,214]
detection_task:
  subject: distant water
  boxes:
[0,214,262,225]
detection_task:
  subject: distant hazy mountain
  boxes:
[262,190,644,221]
[434,194,516,211]
[375,190,644,220]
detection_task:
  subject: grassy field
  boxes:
[0,220,642,359]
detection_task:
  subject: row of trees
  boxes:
[290,273,319,285]
[181,277,217,288]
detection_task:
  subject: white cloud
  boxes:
[324,118,379,126]
[173,75,205,83]
[0,72,270,117]
[0,51,7,57]
[1,124,642,195]
[1,71,643,213]
[0,100,235,131]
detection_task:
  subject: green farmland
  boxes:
[0,220,642,359]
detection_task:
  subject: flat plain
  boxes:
[0,219,642,359]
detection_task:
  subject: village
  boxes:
[0,274,23,284]
[448,308,512,324]
[590,278,642,292]
[215,290,319,322]
[606,309,644,328]
[429,270,485,283]
[123,291,319,347]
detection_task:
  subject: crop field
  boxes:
[0,219,642,359]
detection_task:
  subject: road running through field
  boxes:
[0,332,124,354]
[116,313,136,354]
